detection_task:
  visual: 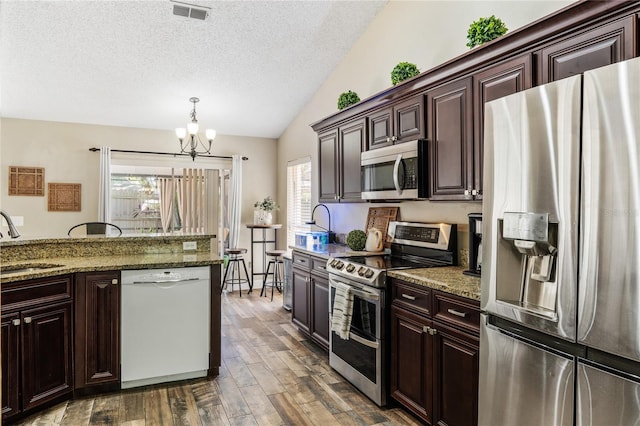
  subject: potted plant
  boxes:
[466,15,508,48]
[391,62,420,86]
[337,90,361,110]
[254,196,279,225]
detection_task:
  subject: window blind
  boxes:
[287,157,312,248]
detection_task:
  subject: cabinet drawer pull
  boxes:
[12,319,20,326]
[401,293,416,301]
[447,308,467,318]
[23,317,32,324]
[112,279,119,285]
[423,326,437,335]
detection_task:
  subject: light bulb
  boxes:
[206,129,217,141]
[176,128,187,139]
[187,122,199,135]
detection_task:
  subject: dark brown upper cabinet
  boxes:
[318,118,365,203]
[367,95,424,150]
[318,128,339,203]
[472,53,533,201]
[538,15,636,84]
[426,77,473,201]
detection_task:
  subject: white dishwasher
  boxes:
[121,266,210,389]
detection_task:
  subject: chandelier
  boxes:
[175,97,217,160]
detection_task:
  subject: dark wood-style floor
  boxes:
[13,288,421,425]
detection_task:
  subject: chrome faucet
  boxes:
[0,210,21,239]
[305,204,335,243]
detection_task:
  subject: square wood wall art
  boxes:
[9,166,44,196]
[48,183,81,212]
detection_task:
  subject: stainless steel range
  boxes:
[327,221,457,406]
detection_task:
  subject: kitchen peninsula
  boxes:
[0,234,223,423]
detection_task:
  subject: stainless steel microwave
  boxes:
[361,139,428,200]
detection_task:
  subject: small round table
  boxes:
[245,224,283,287]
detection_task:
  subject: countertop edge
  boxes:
[1,254,223,284]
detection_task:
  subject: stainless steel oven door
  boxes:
[328,274,387,406]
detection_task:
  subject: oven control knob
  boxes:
[346,264,355,273]
[364,269,374,279]
[336,261,344,270]
[330,259,338,267]
[357,266,366,276]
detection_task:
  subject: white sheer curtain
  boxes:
[158,177,175,233]
[98,147,111,222]
[228,155,243,249]
[176,168,206,234]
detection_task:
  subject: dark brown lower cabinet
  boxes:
[2,312,21,419]
[291,250,330,350]
[390,305,433,424]
[74,271,121,393]
[292,266,311,334]
[1,275,73,423]
[390,279,479,426]
[311,273,329,349]
[432,321,479,426]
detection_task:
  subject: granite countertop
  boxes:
[292,243,480,301]
[387,266,481,301]
[1,252,223,284]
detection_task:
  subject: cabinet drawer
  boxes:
[433,291,480,334]
[1,275,72,311]
[392,280,431,316]
[292,251,310,270]
[310,256,328,276]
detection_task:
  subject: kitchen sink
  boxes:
[1,263,64,276]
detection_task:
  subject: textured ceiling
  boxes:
[0,0,387,138]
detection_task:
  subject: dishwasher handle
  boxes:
[131,277,201,284]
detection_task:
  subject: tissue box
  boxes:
[295,231,329,249]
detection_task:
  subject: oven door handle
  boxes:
[348,332,379,349]
[329,277,381,302]
[349,288,380,302]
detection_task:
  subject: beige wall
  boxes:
[277,0,574,250]
[0,118,277,254]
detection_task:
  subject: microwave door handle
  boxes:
[393,154,402,195]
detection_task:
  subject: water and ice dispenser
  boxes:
[495,212,559,320]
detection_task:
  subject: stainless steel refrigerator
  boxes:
[479,56,640,425]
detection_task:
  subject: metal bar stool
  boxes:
[261,250,286,301]
[222,248,252,296]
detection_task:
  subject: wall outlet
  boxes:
[183,241,197,251]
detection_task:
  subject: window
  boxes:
[110,165,219,235]
[287,157,312,248]
[111,173,164,233]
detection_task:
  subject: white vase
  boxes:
[254,210,273,225]
[263,212,273,225]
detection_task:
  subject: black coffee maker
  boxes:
[464,213,482,277]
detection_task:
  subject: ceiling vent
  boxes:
[171,1,209,21]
